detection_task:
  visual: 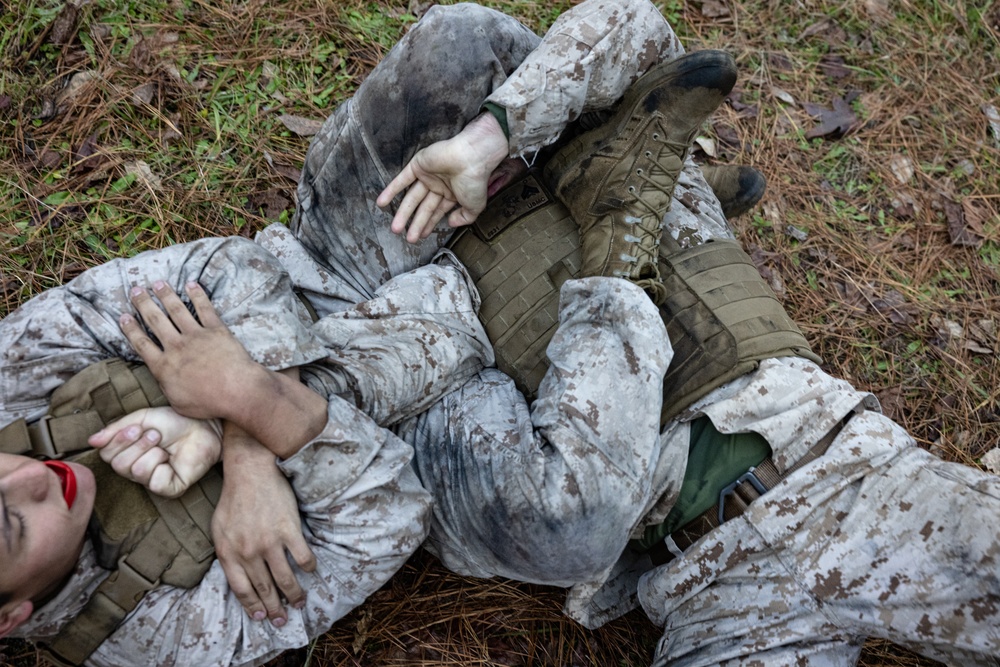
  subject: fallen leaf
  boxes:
[984,104,1000,149]
[700,0,730,18]
[37,149,62,171]
[802,95,859,139]
[818,54,851,79]
[784,224,808,241]
[876,386,906,422]
[771,86,796,105]
[246,188,292,220]
[712,123,741,149]
[56,69,98,107]
[943,197,983,247]
[890,193,919,218]
[693,136,717,157]
[264,151,301,183]
[871,289,912,325]
[49,2,81,46]
[278,114,324,137]
[863,0,892,18]
[132,82,156,106]
[0,95,10,112]
[125,160,163,190]
[835,280,867,312]
[889,154,914,184]
[983,448,1000,475]
[73,132,105,175]
[767,52,794,72]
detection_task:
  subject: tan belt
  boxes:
[648,417,848,567]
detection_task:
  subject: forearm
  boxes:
[486,0,681,157]
[223,367,328,460]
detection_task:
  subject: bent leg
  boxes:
[291,4,541,299]
[0,238,323,423]
[398,278,671,585]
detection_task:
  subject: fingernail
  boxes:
[144,430,159,443]
[153,280,166,291]
[253,611,266,621]
[271,617,286,628]
[130,286,144,297]
[186,281,200,290]
[119,314,133,325]
[293,600,305,610]
[126,426,140,439]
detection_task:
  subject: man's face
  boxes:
[0,453,95,603]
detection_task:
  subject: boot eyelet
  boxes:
[652,133,660,140]
[644,151,652,158]
[636,168,643,175]
[628,186,636,193]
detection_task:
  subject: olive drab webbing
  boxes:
[448,171,822,425]
[0,359,221,667]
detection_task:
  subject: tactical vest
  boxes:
[449,172,822,424]
[0,359,220,667]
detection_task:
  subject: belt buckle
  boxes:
[717,466,768,525]
[29,415,59,459]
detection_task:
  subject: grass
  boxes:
[1,0,999,665]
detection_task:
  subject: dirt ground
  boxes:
[1,0,998,665]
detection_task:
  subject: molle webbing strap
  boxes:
[448,171,822,420]
[656,237,821,423]
[0,359,167,459]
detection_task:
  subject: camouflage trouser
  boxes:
[640,408,1000,667]
[289,0,730,304]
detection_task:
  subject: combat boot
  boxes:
[544,50,737,303]
[701,164,766,218]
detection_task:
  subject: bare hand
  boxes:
[213,426,316,627]
[120,281,263,421]
[88,407,223,498]
[376,112,510,243]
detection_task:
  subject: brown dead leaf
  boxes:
[727,90,758,119]
[246,188,292,220]
[37,149,62,171]
[129,32,180,73]
[943,197,983,247]
[876,386,906,423]
[278,114,324,137]
[748,246,786,299]
[56,70,98,108]
[871,289,913,325]
[73,132,106,175]
[889,154,914,184]
[835,280,867,312]
[712,123,742,150]
[767,52,794,72]
[60,262,87,283]
[890,192,920,219]
[132,82,157,106]
[802,96,859,139]
[49,2,81,46]
[818,54,851,79]
[700,0,730,18]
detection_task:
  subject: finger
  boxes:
[131,446,172,491]
[287,533,317,574]
[217,557,268,622]
[406,191,444,243]
[151,281,201,333]
[376,163,416,209]
[244,560,287,625]
[105,429,161,479]
[389,182,428,235]
[185,282,224,328]
[128,286,181,345]
[266,551,306,609]
[119,312,164,365]
[447,206,478,228]
[88,411,145,448]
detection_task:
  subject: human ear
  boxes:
[0,599,33,638]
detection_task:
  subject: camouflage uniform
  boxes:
[286,5,1000,666]
[1,238,488,666]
